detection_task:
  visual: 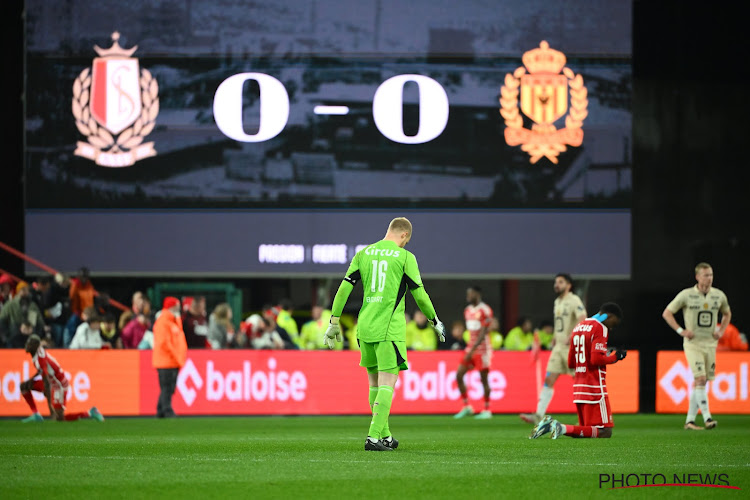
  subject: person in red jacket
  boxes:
[531,303,626,439]
[152,297,187,418]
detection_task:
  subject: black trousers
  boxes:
[156,368,179,418]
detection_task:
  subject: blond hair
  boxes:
[695,262,712,274]
[387,217,412,236]
[212,303,233,328]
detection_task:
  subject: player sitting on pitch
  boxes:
[530,303,626,439]
[20,334,104,423]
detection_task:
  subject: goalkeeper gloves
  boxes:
[324,316,342,349]
[429,316,446,342]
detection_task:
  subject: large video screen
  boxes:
[24,0,632,277]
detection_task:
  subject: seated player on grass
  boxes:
[20,334,104,423]
[530,303,626,439]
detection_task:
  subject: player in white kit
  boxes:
[662,262,730,430]
[521,273,586,424]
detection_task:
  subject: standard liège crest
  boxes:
[499,41,588,164]
[73,32,158,167]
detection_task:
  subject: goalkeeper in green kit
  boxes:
[324,217,446,451]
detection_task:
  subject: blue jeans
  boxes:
[63,314,82,348]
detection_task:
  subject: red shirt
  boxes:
[567,318,618,403]
[464,302,493,352]
[33,347,69,388]
[183,312,209,349]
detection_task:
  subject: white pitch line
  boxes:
[4,455,748,468]
[313,105,349,115]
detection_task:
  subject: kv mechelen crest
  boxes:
[500,41,588,164]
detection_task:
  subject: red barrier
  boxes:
[0,240,129,312]
[1,349,639,416]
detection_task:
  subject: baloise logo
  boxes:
[176,357,307,407]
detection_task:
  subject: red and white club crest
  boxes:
[90,57,142,135]
[73,32,158,168]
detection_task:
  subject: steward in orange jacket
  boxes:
[152,301,187,369]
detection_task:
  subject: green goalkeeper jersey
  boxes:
[331,239,437,343]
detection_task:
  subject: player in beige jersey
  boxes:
[521,273,586,424]
[662,262,731,430]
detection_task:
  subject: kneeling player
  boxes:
[21,335,104,423]
[531,303,626,439]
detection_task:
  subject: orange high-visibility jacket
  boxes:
[152,309,187,369]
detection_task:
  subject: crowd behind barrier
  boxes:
[0,270,597,354]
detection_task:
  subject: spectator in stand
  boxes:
[132,291,145,313]
[120,291,146,332]
[241,314,278,349]
[138,330,154,349]
[99,313,121,349]
[405,310,438,351]
[8,320,35,349]
[488,317,504,350]
[121,310,151,349]
[183,296,209,349]
[503,316,535,351]
[276,299,301,347]
[718,322,748,351]
[29,276,49,309]
[69,306,106,349]
[262,304,298,349]
[534,319,554,350]
[241,314,264,348]
[444,321,467,351]
[299,305,335,350]
[152,297,187,418]
[30,276,56,345]
[0,281,45,347]
[119,310,134,332]
[36,274,71,348]
[0,273,16,311]
[207,303,234,349]
[254,315,286,349]
[64,267,97,347]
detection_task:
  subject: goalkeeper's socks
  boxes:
[564,425,599,438]
[368,385,394,440]
[369,386,390,438]
[536,386,554,416]
[369,387,378,409]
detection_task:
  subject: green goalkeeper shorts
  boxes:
[359,340,408,374]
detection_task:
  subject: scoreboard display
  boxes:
[24,0,632,277]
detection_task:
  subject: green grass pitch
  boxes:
[1,414,748,499]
